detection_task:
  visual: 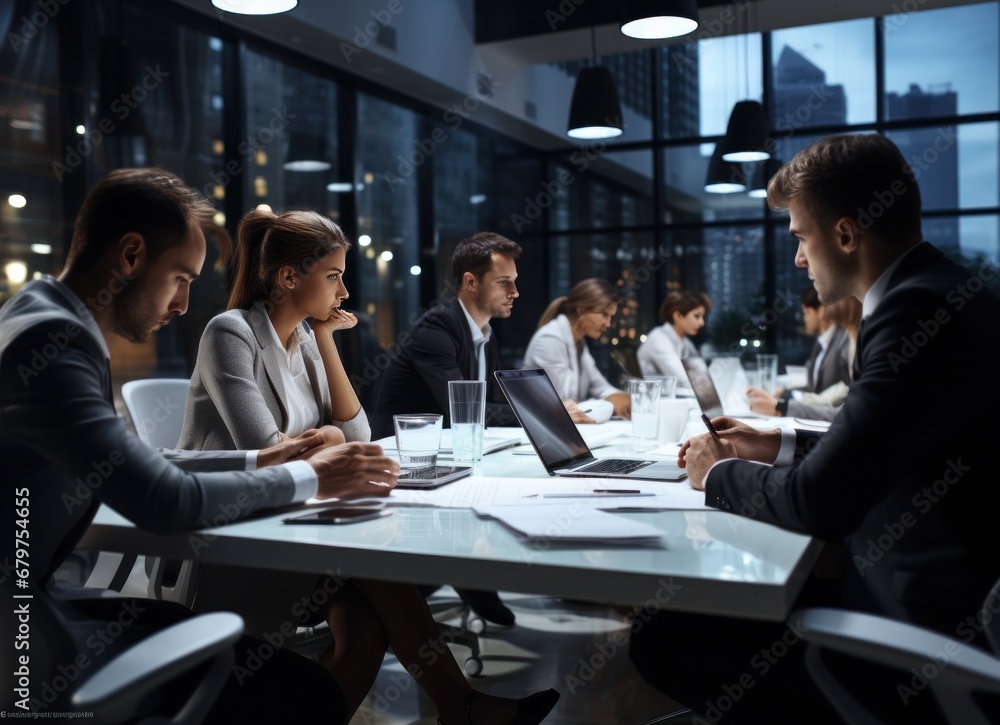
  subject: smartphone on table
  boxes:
[283,506,391,525]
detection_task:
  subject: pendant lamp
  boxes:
[747,157,783,198]
[620,0,699,40]
[719,100,771,163]
[283,134,330,172]
[211,0,297,15]
[705,144,746,194]
[567,27,624,140]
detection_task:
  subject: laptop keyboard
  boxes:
[577,459,654,475]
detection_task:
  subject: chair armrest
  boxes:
[72,612,243,722]
[795,608,1000,685]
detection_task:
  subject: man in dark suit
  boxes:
[372,232,524,440]
[630,134,1000,722]
[800,284,852,394]
[0,168,398,719]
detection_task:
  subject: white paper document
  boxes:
[472,505,664,543]
[379,476,709,510]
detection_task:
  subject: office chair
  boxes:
[794,574,1000,724]
[121,378,191,449]
[35,591,242,724]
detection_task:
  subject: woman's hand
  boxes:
[312,307,358,335]
[290,425,347,460]
[605,392,631,420]
[563,400,596,424]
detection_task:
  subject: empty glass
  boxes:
[393,414,443,469]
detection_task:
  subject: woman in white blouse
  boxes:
[637,290,712,393]
[524,278,630,420]
[179,210,557,724]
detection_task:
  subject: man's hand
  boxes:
[564,400,596,424]
[745,385,780,416]
[308,442,399,499]
[294,426,347,457]
[680,431,737,490]
[605,392,631,420]
[678,416,782,489]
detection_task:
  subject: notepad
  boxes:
[472,505,664,544]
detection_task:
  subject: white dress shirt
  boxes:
[458,298,492,382]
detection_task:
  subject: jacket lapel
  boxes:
[248,303,290,429]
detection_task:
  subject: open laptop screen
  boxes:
[494,369,592,472]
[681,358,725,417]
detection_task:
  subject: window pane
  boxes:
[770,19,875,129]
[0,1,63,303]
[697,225,766,357]
[243,48,338,214]
[356,94,420,348]
[699,34,763,138]
[550,149,654,231]
[884,2,999,119]
[887,123,999,211]
[663,145,766,224]
[770,223,814,366]
[661,43,702,140]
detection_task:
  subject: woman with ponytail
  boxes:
[523,278,630,422]
[179,209,559,724]
[637,290,711,394]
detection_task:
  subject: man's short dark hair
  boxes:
[452,232,522,286]
[65,167,228,273]
[767,134,922,246]
[800,285,821,309]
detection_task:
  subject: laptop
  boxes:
[681,357,764,418]
[494,369,687,481]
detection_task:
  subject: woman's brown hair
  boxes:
[537,278,619,329]
[227,210,351,311]
[658,290,712,325]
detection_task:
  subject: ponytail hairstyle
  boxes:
[537,278,619,329]
[227,210,351,311]
[658,290,712,325]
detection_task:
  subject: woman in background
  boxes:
[179,209,558,725]
[637,290,712,393]
[523,278,630,421]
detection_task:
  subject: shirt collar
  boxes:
[264,315,301,364]
[816,325,836,350]
[457,298,491,345]
[862,242,925,319]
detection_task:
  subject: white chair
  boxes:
[794,574,1000,724]
[121,378,196,604]
[121,378,191,449]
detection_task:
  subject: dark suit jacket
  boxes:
[0,278,301,695]
[705,244,1000,637]
[806,324,852,392]
[371,297,517,439]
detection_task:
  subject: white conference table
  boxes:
[78,421,822,622]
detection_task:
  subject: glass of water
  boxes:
[448,380,486,465]
[629,378,661,451]
[393,414,442,470]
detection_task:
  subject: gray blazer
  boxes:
[179,304,369,451]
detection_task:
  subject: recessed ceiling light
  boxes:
[30,244,52,255]
[8,194,26,208]
[211,0,297,16]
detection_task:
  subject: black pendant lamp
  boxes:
[567,27,624,140]
[719,100,771,163]
[705,144,746,194]
[747,157,783,198]
[283,134,330,172]
[620,0,699,40]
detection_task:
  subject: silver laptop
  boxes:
[682,357,764,418]
[494,369,687,481]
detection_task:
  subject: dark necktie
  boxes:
[852,318,868,380]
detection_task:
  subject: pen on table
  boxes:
[582,408,592,413]
[701,413,722,441]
